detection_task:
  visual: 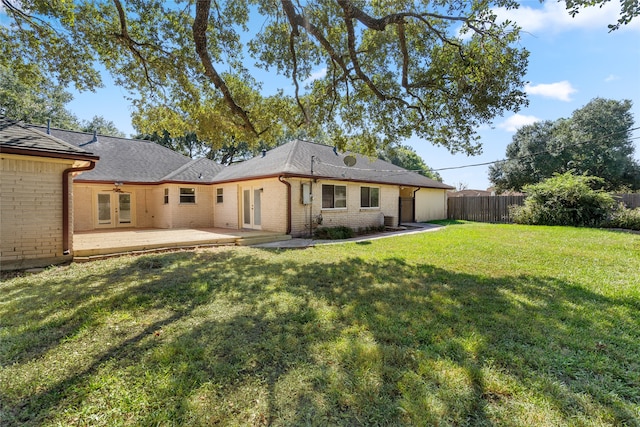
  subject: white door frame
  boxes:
[96,191,134,228]
[241,186,262,230]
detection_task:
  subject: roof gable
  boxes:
[161,157,225,182]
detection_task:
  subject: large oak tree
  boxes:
[3,0,637,155]
[489,98,640,192]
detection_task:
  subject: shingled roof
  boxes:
[1,118,98,161]
[28,125,224,183]
[19,125,452,189]
[214,139,453,189]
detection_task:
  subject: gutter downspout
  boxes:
[278,176,292,234]
[412,187,420,223]
[62,161,97,255]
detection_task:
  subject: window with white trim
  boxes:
[360,186,380,208]
[163,188,169,204]
[322,184,346,209]
[216,188,223,203]
[179,187,196,204]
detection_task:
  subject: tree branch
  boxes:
[111,0,159,87]
[193,0,258,136]
[281,0,350,80]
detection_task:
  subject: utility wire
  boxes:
[430,126,640,172]
[313,126,640,176]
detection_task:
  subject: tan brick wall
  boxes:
[150,186,172,228]
[288,179,398,237]
[73,183,216,230]
[246,179,288,233]
[213,178,293,233]
[415,188,448,221]
[1,155,75,270]
[165,184,214,228]
[73,186,93,231]
[213,183,239,229]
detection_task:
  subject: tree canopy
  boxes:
[378,145,442,181]
[0,65,80,129]
[80,115,126,137]
[0,66,125,136]
[489,98,640,192]
[3,0,637,156]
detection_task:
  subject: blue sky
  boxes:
[65,1,640,190]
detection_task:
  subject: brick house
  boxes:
[212,139,453,236]
[2,123,452,269]
[0,118,99,270]
[29,125,224,231]
[27,125,452,238]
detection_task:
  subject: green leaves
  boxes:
[0,65,80,128]
[512,172,617,227]
[490,98,640,192]
[3,1,636,156]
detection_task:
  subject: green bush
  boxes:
[358,225,386,235]
[313,226,355,240]
[511,172,616,227]
[603,205,640,231]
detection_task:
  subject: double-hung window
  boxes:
[163,188,169,204]
[179,187,196,204]
[216,188,223,204]
[360,187,380,208]
[322,184,347,209]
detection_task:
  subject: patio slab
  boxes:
[73,228,290,258]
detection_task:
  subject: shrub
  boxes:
[511,172,616,227]
[313,226,355,240]
[358,225,386,235]
[603,205,640,231]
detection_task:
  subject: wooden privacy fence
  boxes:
[614,193,640,208]
[447,195,526,223]
[447,193,639,223]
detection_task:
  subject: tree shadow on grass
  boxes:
[1,248,639,425]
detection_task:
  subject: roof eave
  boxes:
[0,146,100,162]
[213,172,453,189]
[73,178,217,185]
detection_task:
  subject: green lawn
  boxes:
[1,223,639,426]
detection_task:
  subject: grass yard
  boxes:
[1,222,639,426]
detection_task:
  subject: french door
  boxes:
[97,192,132,228]
[242,187,262,229]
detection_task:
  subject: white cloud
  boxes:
[525,81,577,102]
[494,1,640,34]
[498,114,540,132]
[604,74,620,82]
[304,68,327,84]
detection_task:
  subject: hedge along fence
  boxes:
[447,194,639,223]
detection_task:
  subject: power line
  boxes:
[430,126,640,173]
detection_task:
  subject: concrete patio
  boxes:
[73,228,291,259]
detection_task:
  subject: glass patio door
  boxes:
[96,192,133,228]
[118,193,131,225]
[242,187,262,229]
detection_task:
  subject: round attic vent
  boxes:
[343,155,356,167]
